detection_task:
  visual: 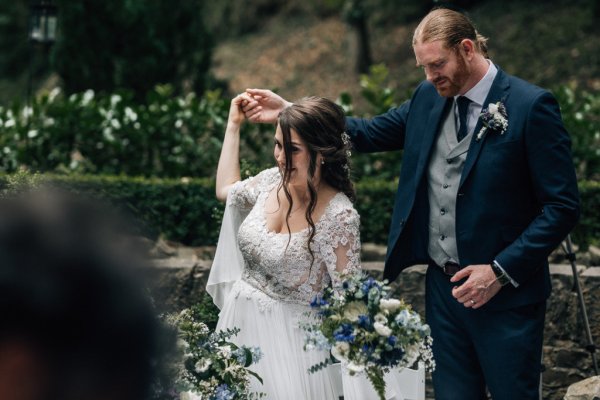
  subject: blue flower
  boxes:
[310,295,327,308]
[251,346,263,362]
[213,384,235,400]
[357,315,372,329]
[387,335,397,346]
[333,323,355,342]
[232,348,248,365]
[361,277,378,293]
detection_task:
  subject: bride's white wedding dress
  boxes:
[207,168,412,400]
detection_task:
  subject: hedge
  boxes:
[3,173,596,250]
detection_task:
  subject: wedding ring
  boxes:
[470,299,475,305]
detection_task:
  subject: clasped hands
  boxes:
[450,264,502,309]
[230,89,291,125]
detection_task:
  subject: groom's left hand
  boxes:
[450,265,502,309]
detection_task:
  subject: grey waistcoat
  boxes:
[427,104,474,267]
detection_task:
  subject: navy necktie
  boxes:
[456,96,472,142]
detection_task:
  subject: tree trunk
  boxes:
[344,0,372,74]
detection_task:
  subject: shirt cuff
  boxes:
[493,259,519,288]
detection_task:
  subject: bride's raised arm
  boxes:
[215,93,253,201]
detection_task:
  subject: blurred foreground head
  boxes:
[0,188,162,400]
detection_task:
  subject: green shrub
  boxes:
[553,85,600,181]
[573,180,600,250]
[0,86,273,178]
[31,173,224,246]
[1,173,596,249]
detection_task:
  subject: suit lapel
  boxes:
[414,96,452,184]
[459,68,511,188]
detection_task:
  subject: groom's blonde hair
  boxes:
[413,8,489,57]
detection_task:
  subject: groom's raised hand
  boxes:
[242,89,292,124]
[450,265,502,309]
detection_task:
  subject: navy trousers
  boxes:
[425,265,545,400]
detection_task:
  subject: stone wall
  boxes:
[148,242,600,400]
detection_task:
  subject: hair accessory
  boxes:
[341,131,351,145]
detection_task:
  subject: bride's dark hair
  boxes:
[277,96,355,263]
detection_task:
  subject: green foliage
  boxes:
[24,173,225,246]
[0,172,597,249]
[188,295,221,332]
[366,366,386,400]
[0,86,273,178]
[359,63,397,116]
[53,0,214,99]
[572,180,600,250]
[0,1,28,78]
[348,64,407,180]
[0,168,42,196]
[553,85,600,181]
[354,178,396,244]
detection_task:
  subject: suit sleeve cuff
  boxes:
[493,259,519,288]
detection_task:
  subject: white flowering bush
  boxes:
[0,86,273,178]
[166,308,265,400]
[302,272,434,400]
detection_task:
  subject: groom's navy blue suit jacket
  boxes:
[346,67,580,310]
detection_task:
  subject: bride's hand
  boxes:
[228,93,253,126]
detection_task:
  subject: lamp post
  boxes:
[26,0,58,148]
[29,0,58,45]
[27,0,58,103]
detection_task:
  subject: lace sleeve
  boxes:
[324,205,362,287]
[227,167,279,211]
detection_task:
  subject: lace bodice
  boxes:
[228,167,361,306]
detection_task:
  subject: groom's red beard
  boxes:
[433,53,470,97]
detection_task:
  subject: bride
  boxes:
[207,93,412,399]
[208,93,361,399]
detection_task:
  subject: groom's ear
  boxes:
[458,39,476,60]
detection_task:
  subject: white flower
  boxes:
[194,359,212,373]
[124,107,138,122]
[374,322,392,337]
[343,301,368,322]
[110,94,122,107]
[331,342,350,362]
[103,128,115,142]
[374,313,387,324]
[345,361,365,374]
[82,90,95,106]
[488,103,499,114]
[4,119,15,128]
[110,118,121,129]
[218,345,232,358]
[27,130,38,139]
[379,298,401,312]
[22,106,33,119]
[48,87,61,102]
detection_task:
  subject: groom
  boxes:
[242,7,580,399]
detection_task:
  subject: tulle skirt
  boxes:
[216,280,419,400]
[216,279,338,400]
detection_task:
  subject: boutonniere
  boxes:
[476,101,508,141]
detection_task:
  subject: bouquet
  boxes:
[166,307,265,400]
[301,272,435,400]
